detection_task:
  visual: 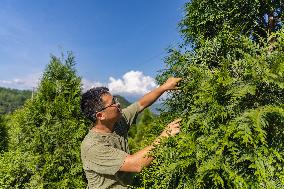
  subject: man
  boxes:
[80,77,182,189]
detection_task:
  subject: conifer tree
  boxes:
[0,53,89,188]
[0,115,8,152]
[138,1,284,188]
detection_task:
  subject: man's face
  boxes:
[100,93,121,122]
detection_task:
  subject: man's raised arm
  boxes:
[137,77,182,112]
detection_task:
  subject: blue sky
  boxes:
[0,0,186,99]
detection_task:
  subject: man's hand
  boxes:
[120,118,181,173]
[160,118,182,137]
[137,76,182,112]
[161,77,182,91]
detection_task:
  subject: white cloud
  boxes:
[107,71,157,96]
[82,70,158,97]
[81,79,104,92]
[1,71,158,98]
[0,73,41,90]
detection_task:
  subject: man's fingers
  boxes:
[174,78,182,89]
[162,77,183,91]
[176,78,182,82]
[163,118,182,137]
[170,123,180,127]
[171,118,182,124]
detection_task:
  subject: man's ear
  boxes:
[96,112,105,120]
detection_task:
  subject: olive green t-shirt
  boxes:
[81,102,140,189]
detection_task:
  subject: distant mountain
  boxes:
[114,95,131,108]
[0,87,132,115]
[115,95,162,115]
[0,87,32,114]
[0,87,160,116]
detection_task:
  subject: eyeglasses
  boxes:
[97,97,120,112]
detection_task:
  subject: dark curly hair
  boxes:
[80,87,110,122]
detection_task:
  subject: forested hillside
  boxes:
[114,95,131,108]
[0,87,32,114]
[0,87,130,115]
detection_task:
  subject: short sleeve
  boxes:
[122,102,141,126]
[83,144,128,175]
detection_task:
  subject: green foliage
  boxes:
[139,33,284,189]
[181,0,283,44]
[0,87,32,114]
[128,109,167,188]
[0,150,35,188]
[0,53,89,188]
[136,1,284,188]
[129,108,156,153]
[0,115,8,152]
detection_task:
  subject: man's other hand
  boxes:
[160,118,182,137]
